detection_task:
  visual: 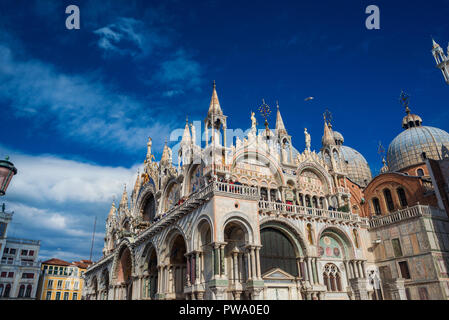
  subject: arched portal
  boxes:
[117,246,133,300]
[169,234,187,299]
[224,220,250,299]
[196,219,212,286]
[142,244,158,299]
[260,227,298,277]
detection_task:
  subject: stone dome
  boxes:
[340,146,373,187]
[387,126,449,172]
[333,131,344,145]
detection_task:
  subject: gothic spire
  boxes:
[208,80,223,116]
[275,102,287,135]
[160,140,172,165]
[321,117,335,147]
[119,185,128,211]
[108,200,117,219]
[181,117,191,145]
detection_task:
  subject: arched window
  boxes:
[18,285,25,298]
[397,188,408,207]
[4,284,11,297]
[372,198,381,215]
[306,224,314,245]
[417,169,424,177]
[305,195,311,208]
[323,264,342,292]
[383,189,395,212]
[260,187,268,201]
[25,285,32,298]
[260,227,298,276]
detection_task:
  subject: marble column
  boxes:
[250,247,257,280]
[255,247,261,280]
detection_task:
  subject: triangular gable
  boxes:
[262,268,295,280]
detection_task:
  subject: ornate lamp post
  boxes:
[0,156,17,196]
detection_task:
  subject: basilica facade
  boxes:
[83,83,449,300]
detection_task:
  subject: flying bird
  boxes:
[304,97,314,101]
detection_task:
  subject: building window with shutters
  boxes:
[55,291,61,300]
[398,261,411,279]
[372,198,382,215]
[392,238,403,257]
[18,285,25,297]
[46,291,52,300]
[397,188,408,207]
[25,285,32,298]
[64,292,69,300]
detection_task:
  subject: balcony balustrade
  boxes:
[368,205,447,229]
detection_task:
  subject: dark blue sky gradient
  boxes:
[0,0,448,173]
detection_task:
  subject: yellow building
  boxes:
[36,258,92,300]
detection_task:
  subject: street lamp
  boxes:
[0,156,17,196]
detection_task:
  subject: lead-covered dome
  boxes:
[340,145,373,187]
[387,126,449,172]
[386,98,449,172]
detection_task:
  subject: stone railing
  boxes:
[368,205,447,229]
[213,181,259,199]
[258,200,358,222]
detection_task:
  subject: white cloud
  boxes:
[1,145,140,262]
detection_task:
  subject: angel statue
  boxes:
[251,111,257,130]
[304,128,311,152]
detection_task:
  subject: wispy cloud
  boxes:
[93,17,167,58]
[154,49,203,96]
[0,42,172,153]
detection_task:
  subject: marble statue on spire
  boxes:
[251,111,257,130]
[304,128,311,152]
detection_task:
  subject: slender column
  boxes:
[255,247,261,280]
[357,261,363,279]
[306,258,312,283]
[238,253,243,281]
[186,254,191,286]
[313,258,318,284]
[230,253,234,283]
[223,126,227,148]
[195,251,201,284]
[220,245,225,277]
[350,261,356,278]
[361,261,367,278]
[233,252,238,284]
[246,250,252,280]
[250,247,257,280]
[205,126,209,148]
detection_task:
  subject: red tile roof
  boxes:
[42,258,71,266]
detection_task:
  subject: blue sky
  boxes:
[0,0,448,262]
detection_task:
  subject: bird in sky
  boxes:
[304,97,314,101]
